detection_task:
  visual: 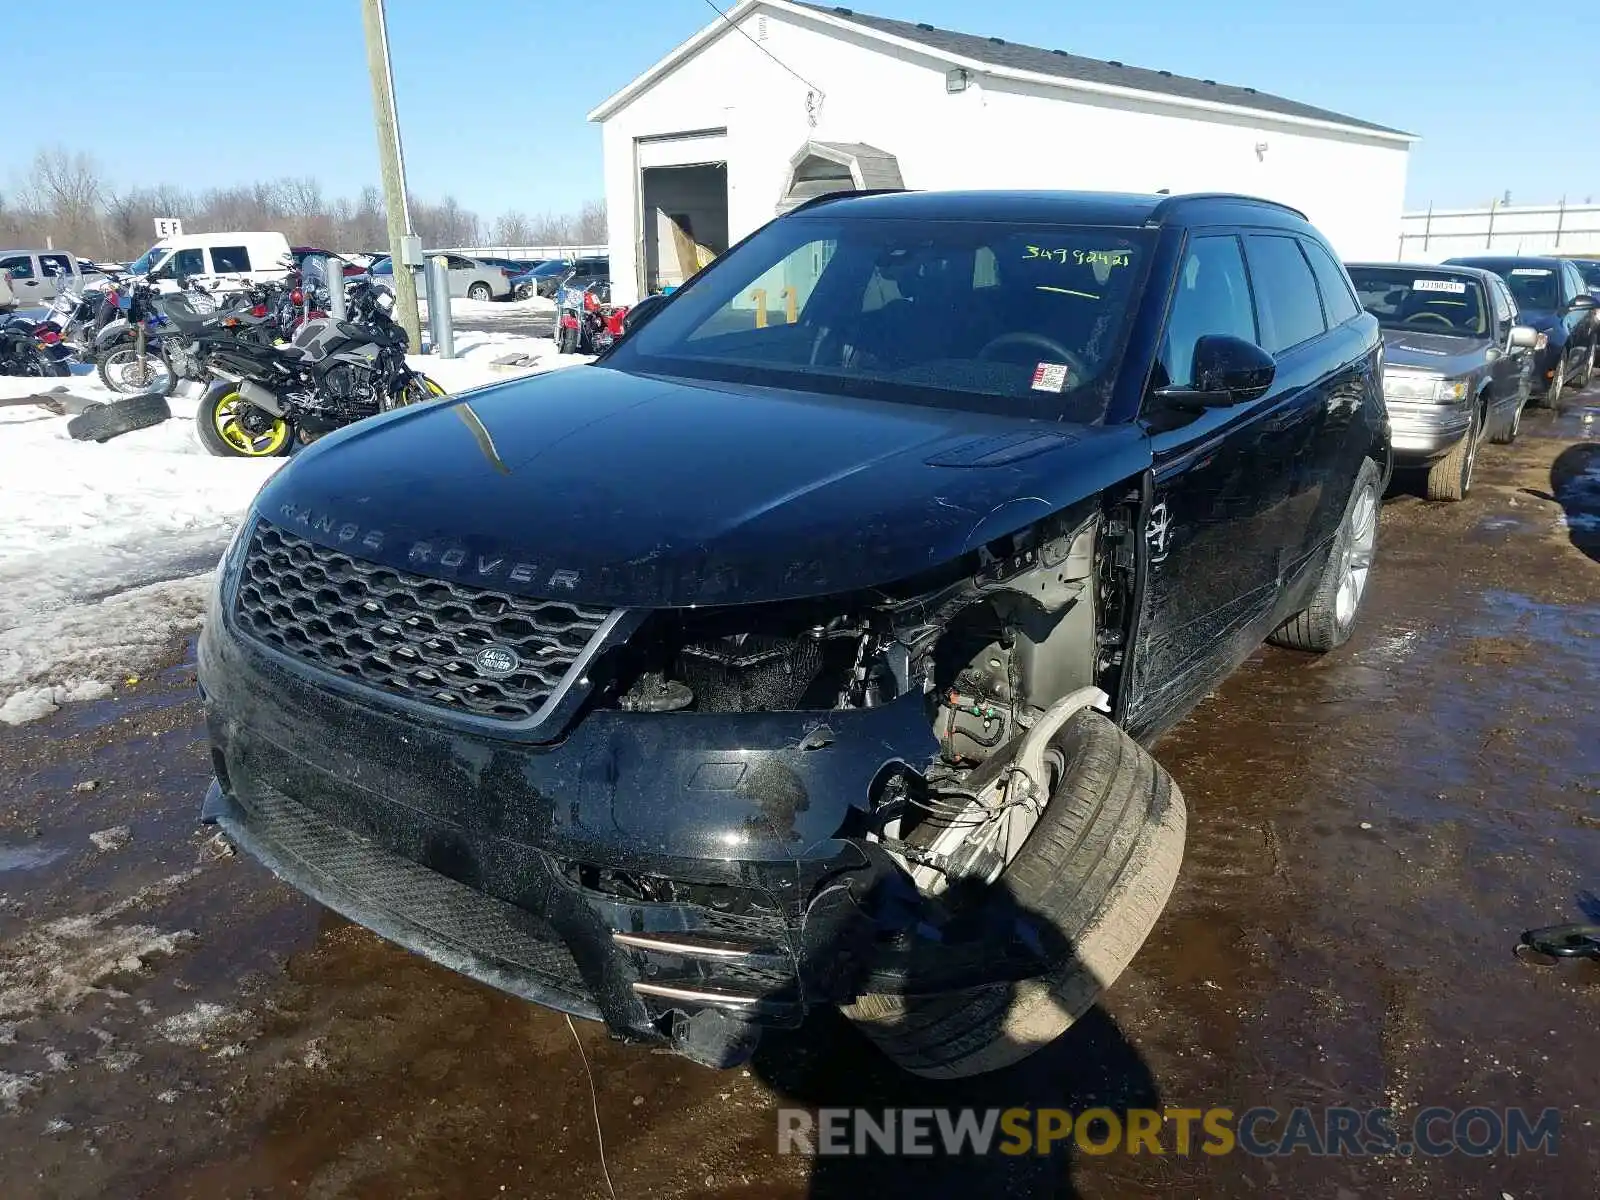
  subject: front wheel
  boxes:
[1268,458,1381,652]
[197,385,292,458]
[397,373,446,407]
[842,711,1185,1079]
[467,282,493,302]
[96,342,176,396]
[1424,404,1479,502]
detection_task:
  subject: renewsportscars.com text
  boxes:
[777,1105,1561,1158]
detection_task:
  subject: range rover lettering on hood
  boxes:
[276,501,577,588]
[257,370,1153,607]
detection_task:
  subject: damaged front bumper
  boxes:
[197,615,1058,1067]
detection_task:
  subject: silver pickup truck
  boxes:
[0,249,110,308]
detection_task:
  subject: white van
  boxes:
[125,231,292,293]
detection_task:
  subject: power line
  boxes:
[698,0,826,103]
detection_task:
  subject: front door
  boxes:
[1485,275,1530,425]
[38,253,75,300]
[0,255,41,305]
[447,255,477,298]
[1126,231,1300,739]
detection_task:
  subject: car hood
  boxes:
[1380,329,1491,375]
[255,367,1151,608]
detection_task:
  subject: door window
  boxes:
[1299,240,1361,326]
[210,245,251,273]
[170,248,205,278]
[40,253,74,280]
[1489,277,1517,327]
[1157,235,1257,388]
[1246,235,1327,353]
[0,255,35,280]
[447,255,475,270]
[1561,262,1588,306]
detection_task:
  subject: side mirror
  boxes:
[1507,324,1541,350]
[1566,294,1597,312]
[1155,334,1276,410]
[621,292,667,337]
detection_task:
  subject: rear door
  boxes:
[1290,235,1372,566]
[1128,229,1297,736]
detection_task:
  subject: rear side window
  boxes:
[210,245,251,273]
[40,253,74,279]
[1246,235,1327,353]
[1158,235,1257,388]
[1300,240,1360,326]
[1,255,35,280]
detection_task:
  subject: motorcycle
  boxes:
[93,278,277,395]
[42,283,119,360]
[0,314,72,377]
[193,264,445,458]
[554,280,629,355]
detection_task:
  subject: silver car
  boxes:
[367,253,511,301]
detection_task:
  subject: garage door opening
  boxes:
[641,163,728,293]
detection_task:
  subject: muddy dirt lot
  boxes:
[2,395,1596,1200]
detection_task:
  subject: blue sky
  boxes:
[5,0,1595,218]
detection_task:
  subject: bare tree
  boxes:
[577,198,607,243]
[4,143,603,260]
[492,210,534,245]
[23,147,105,253]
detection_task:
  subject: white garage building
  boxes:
[590,1,1415,304]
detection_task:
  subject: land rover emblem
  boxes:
[473,646,520,677]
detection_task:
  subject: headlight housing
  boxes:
[1382,371,1468,403]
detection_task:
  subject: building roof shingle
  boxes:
[794,2,1410,137]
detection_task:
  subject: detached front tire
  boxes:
[842,711,1186,1079]
[1269,457,1381,652]
[67,393,171,442]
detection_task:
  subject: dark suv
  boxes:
[539,254,608,299]
[198,191,1389,1079]
[1444,255,1598,407]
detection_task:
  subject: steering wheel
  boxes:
[977,331,1088,379]
[1408,311,1454,329]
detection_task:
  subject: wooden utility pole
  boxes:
[359,0,422,349]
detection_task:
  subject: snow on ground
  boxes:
[0,333,589,724]
[438,295,554,320]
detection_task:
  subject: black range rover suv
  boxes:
[199,191,1391,1078]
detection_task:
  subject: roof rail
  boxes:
[783,187,907,215]
[1148,192,1308,223]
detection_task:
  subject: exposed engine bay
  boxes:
[590,492,1143,895]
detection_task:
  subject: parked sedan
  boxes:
[369,253,513,301]
[1566,257,1600,304]
[1347,263,1540,500]
[1445,255,1598,407]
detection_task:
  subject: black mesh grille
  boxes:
[235,521,612,721]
